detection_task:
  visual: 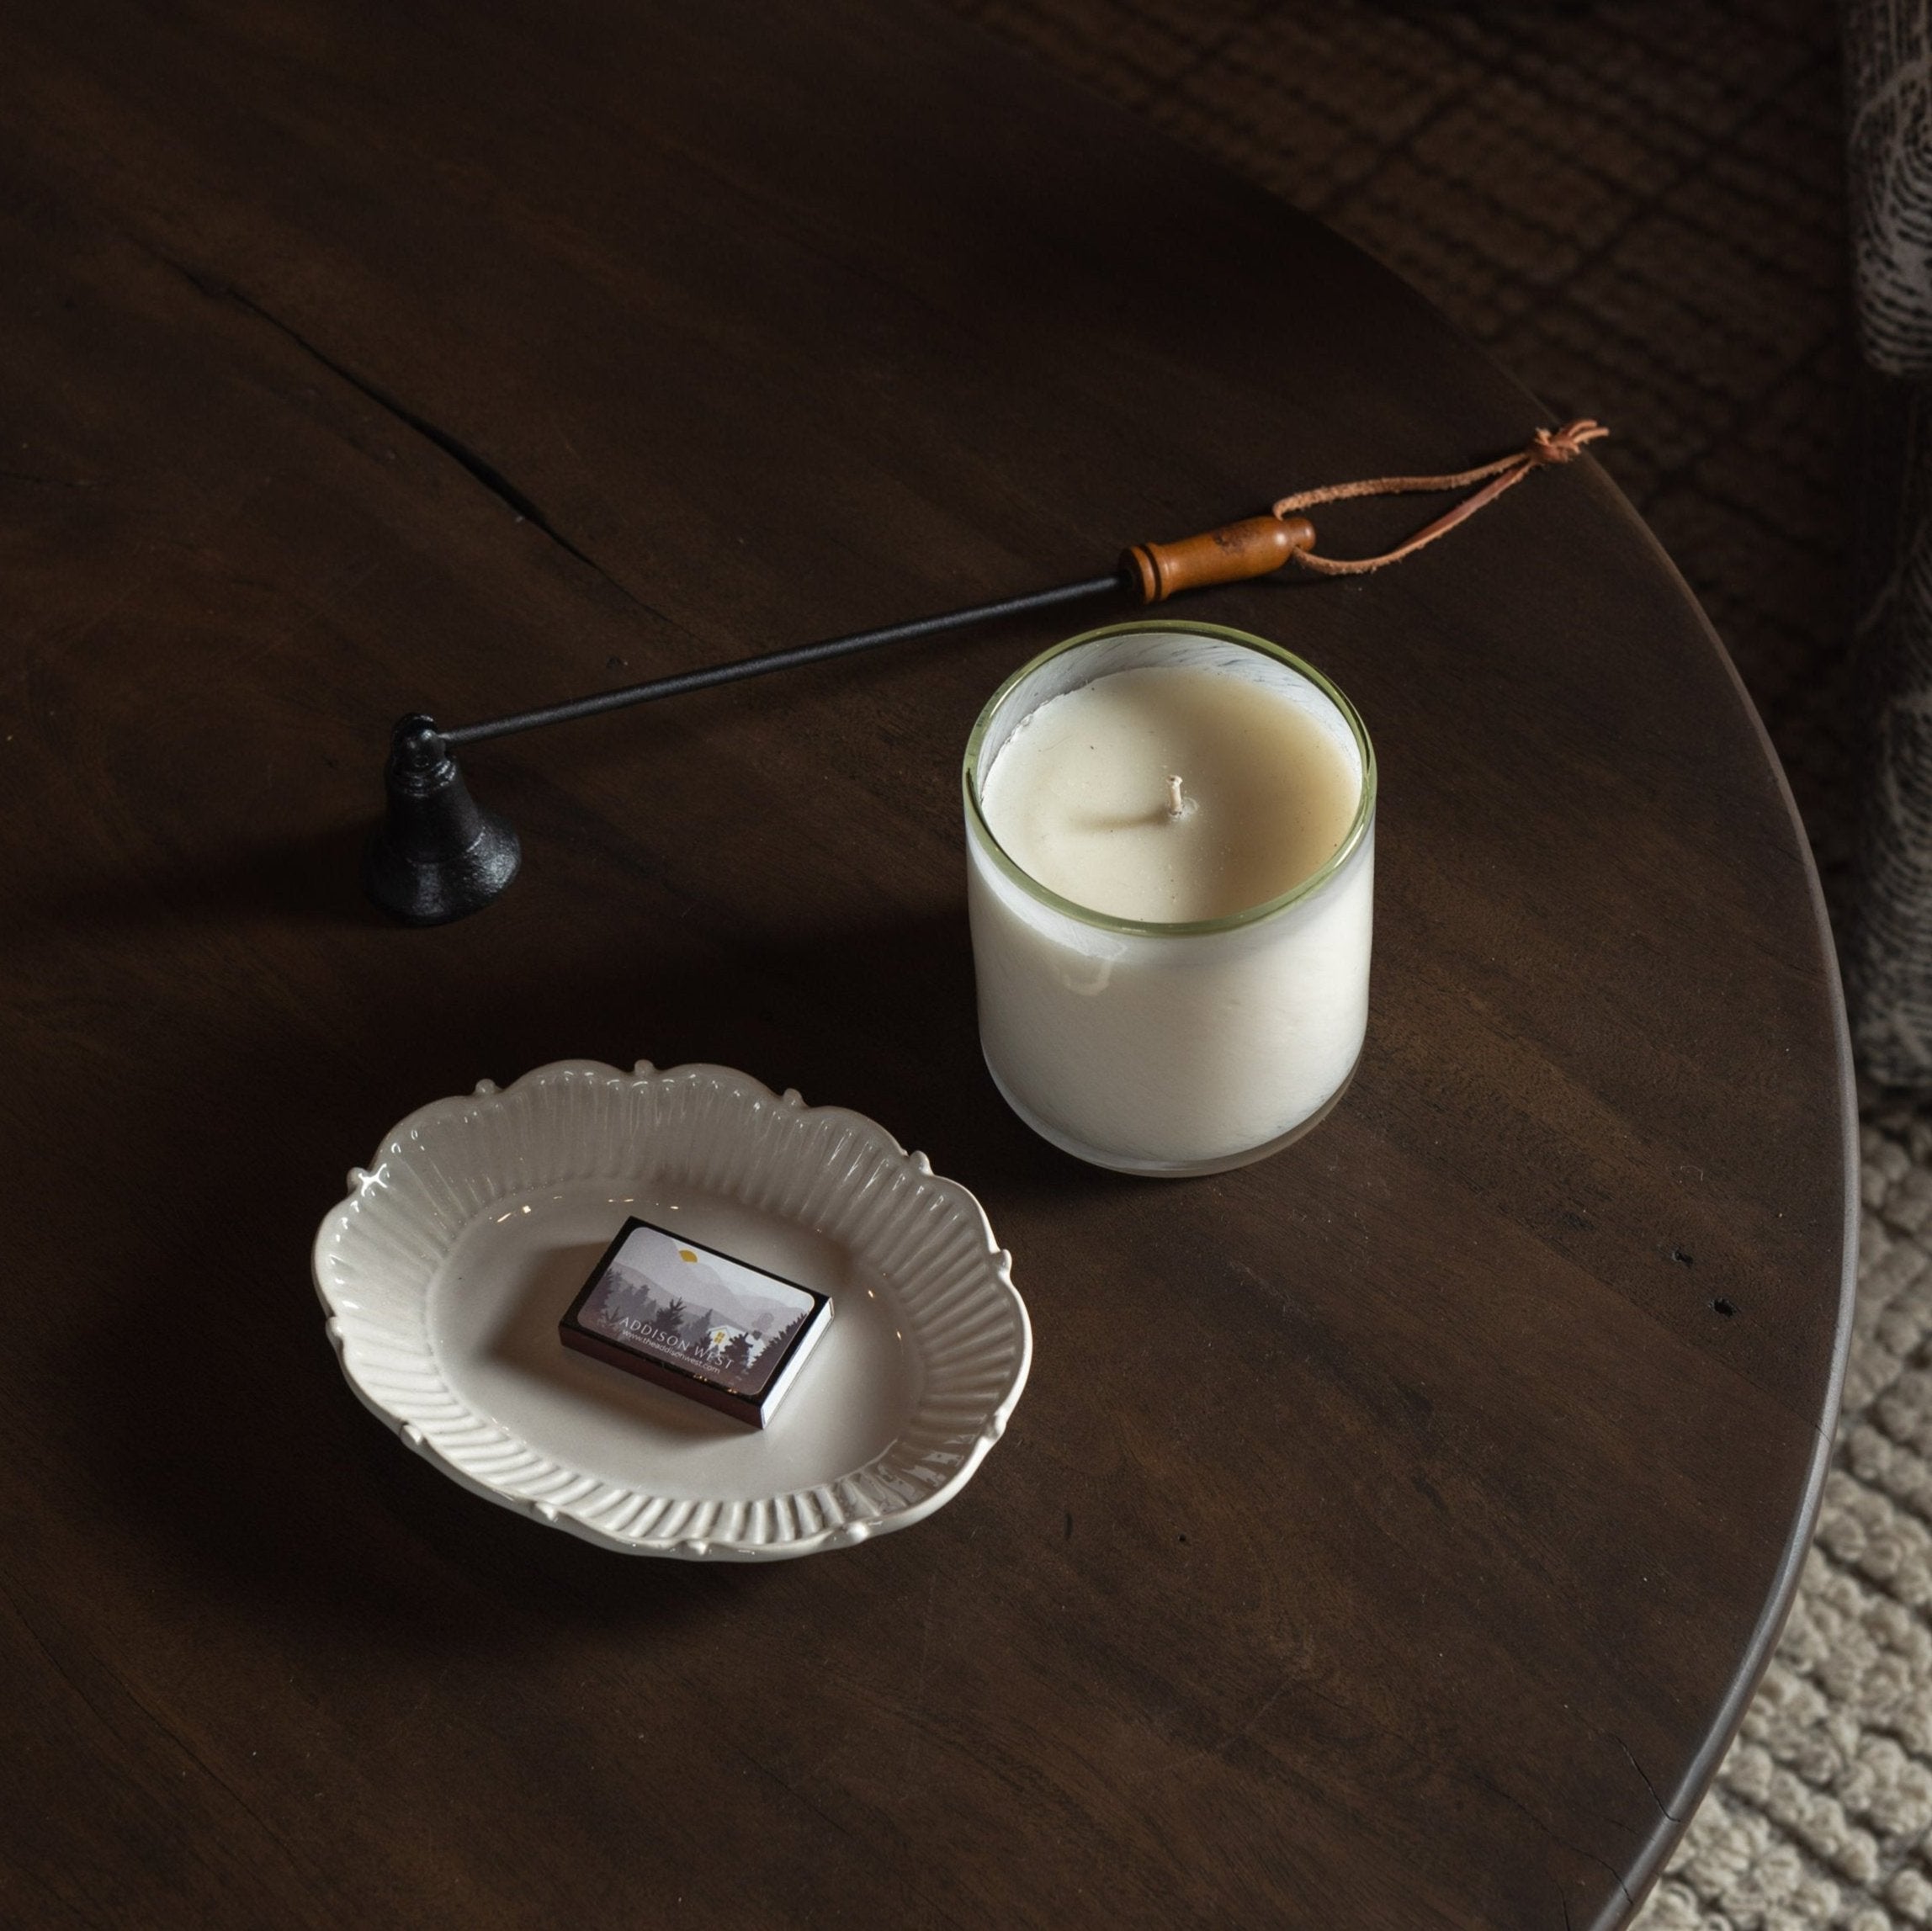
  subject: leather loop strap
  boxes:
[1276,421,1608,576]
[1119,423,1607,602]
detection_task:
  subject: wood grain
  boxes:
[0,1,1851,1927]
[1124,512,1314,602]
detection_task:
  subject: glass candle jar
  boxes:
[963,621,1376,1176]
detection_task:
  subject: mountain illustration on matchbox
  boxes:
[559,1217,833,1428]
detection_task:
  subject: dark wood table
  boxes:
[0,3,1853,1926]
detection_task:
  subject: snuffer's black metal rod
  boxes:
[365,513,1324,923]
[442,571,1129,748]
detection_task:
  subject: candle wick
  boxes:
[1165,774,1187,820]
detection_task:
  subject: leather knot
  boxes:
[1529,419,1609,464]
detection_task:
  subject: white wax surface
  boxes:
[979,665,1357,922]
[966,641,1374,1172]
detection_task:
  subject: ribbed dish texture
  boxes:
[312,1061,1032,1559]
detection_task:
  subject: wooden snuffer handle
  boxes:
[1123,514,1316,603]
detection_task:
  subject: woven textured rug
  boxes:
[932,3,1923,1924]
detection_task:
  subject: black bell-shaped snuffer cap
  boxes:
[363,714,521,925]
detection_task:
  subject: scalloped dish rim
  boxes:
[310,1059,1033,1561]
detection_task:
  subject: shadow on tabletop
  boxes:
[61,898,1133,1654]
[22,817,387,932]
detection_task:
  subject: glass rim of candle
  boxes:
[963,618,1377,938]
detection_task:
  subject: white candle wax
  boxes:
[963,623,1375,1175]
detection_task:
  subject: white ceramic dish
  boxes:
[312,1061,1032,1560]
